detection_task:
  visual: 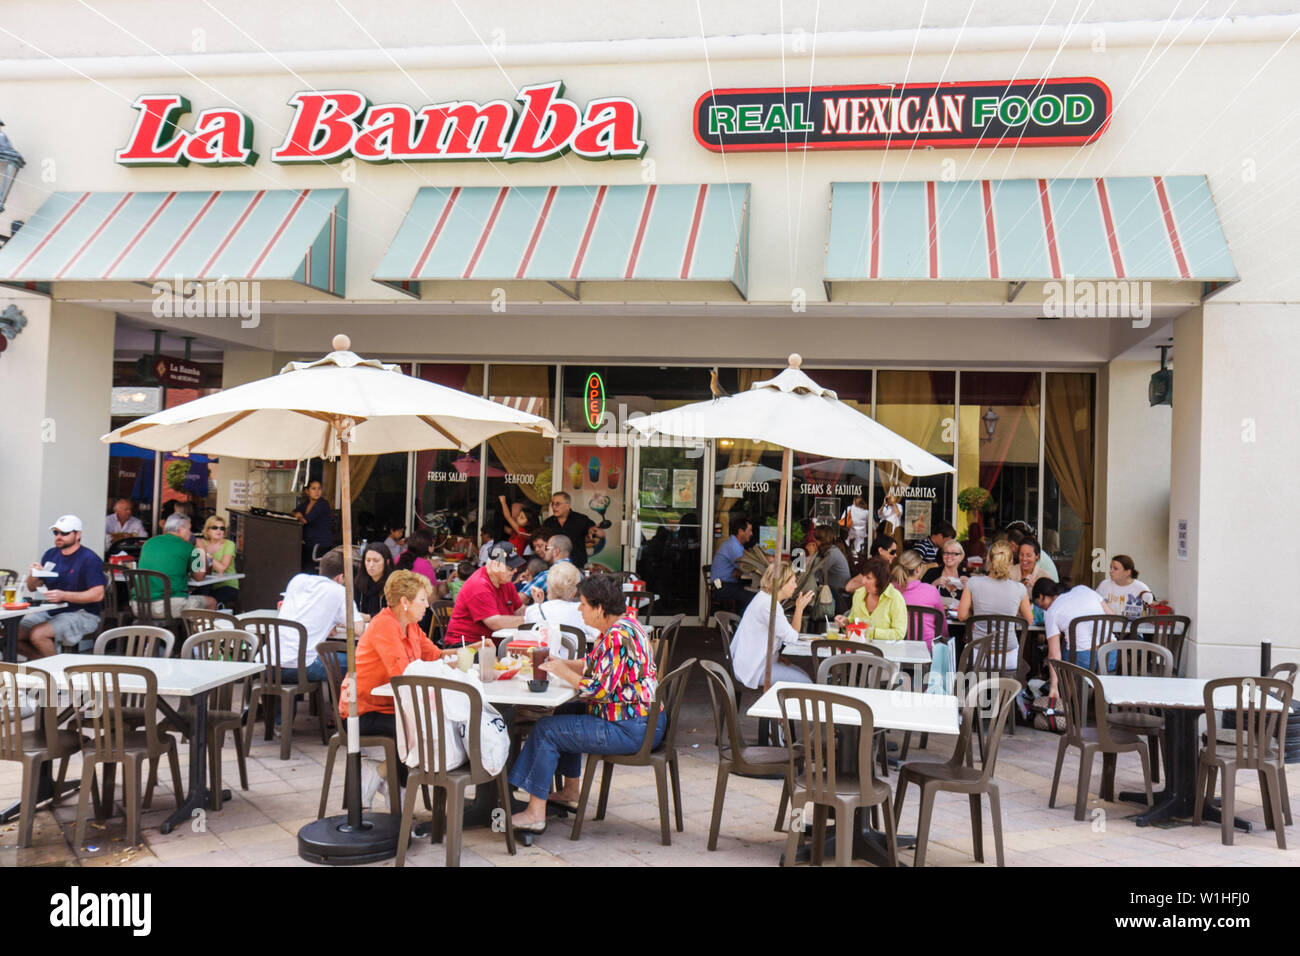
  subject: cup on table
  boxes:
[2,584,16,604]
[456,646,476,672]
[530,647,550,690]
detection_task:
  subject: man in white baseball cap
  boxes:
[19,515,105,659]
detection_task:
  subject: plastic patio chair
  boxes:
[700,660,795,850]
[0,663,79,847]
[777,685,899,867]
[1129,614,1191,676]
[1194,675,1295,848]
[240,615,330,760]
[65,663,185,849]
[1096,640,1173,785]
[817,651,898,779]
[1047,660,1154,821]
[654,613,684,677]
[120,568,183,635]
[895,677,1021,866]
[389,673,516,867]
[426,600,455,644]
[179,608,239,638]
[570,659,696,846]
[164,629,262,811]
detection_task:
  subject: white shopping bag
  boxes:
[394,660,510,775]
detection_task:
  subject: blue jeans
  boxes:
[509,705,667,800]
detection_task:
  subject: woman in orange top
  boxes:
[345,570,441,792]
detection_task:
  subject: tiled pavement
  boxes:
[1,629,1294,867]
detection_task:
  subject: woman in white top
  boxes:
[522,562,599,655]
[1095,554,1153,619]
[844,496,871,555]
[730,562,815,689]
[957,540,1033,671]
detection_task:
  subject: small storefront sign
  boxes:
[584,372,606,430]
[117,82,646,167]
[694,77,1110,152]
[152,356,205,388]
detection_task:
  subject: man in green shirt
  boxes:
[138,513,217,617]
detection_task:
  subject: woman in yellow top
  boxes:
[835,557,908,641]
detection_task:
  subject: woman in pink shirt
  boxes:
[895,549,947,649]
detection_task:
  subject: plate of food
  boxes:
[3,602,31,611]
[491,655,522,681]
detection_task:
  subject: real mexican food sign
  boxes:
[694,77,1110,151]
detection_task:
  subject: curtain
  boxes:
[1044,373,1094,585]
[480,365,553,506]
[875,371,943,548]
[348,454,379,502]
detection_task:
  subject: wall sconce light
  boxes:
[980,406,1000,443]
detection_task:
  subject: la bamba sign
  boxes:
[116,81,646,167]
[694,77,1110,151]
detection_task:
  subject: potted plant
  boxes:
[958,487,993,539]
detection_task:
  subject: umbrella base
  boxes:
[297,812,403,866]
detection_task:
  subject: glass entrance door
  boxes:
[629,441,709,621]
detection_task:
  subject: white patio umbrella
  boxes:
[102,334,556,863]
[626,354,952,689]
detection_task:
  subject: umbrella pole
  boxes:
[763,448,793,692]
[298,419,401,864]
[340,435,364,830]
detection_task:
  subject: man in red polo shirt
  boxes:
[444,542,526,646]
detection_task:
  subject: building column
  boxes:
[0,298,115,563]
[1169,302,1300,675]
[1095,360,1172,599]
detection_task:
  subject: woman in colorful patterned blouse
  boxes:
[508,573,662,833]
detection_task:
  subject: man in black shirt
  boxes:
[541,492,602,570]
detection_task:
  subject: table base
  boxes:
[1116,708,1253,832]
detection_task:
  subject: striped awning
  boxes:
[825,175,1236,289]
[375,183,750,299]
[0,188,347,295]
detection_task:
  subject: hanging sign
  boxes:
[117,81,646,167]
[150,356,205,387]
[694,77,1110,152]
[584,372,606,430]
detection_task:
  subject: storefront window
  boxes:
[790,370,872,550]
[1043,372,1095,587]
[349,452,410,545]
[957,371,1040,551]
[412,364,484,548]
[482,365,556,547]
[874,371,956,550]
[713,438,783,557]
